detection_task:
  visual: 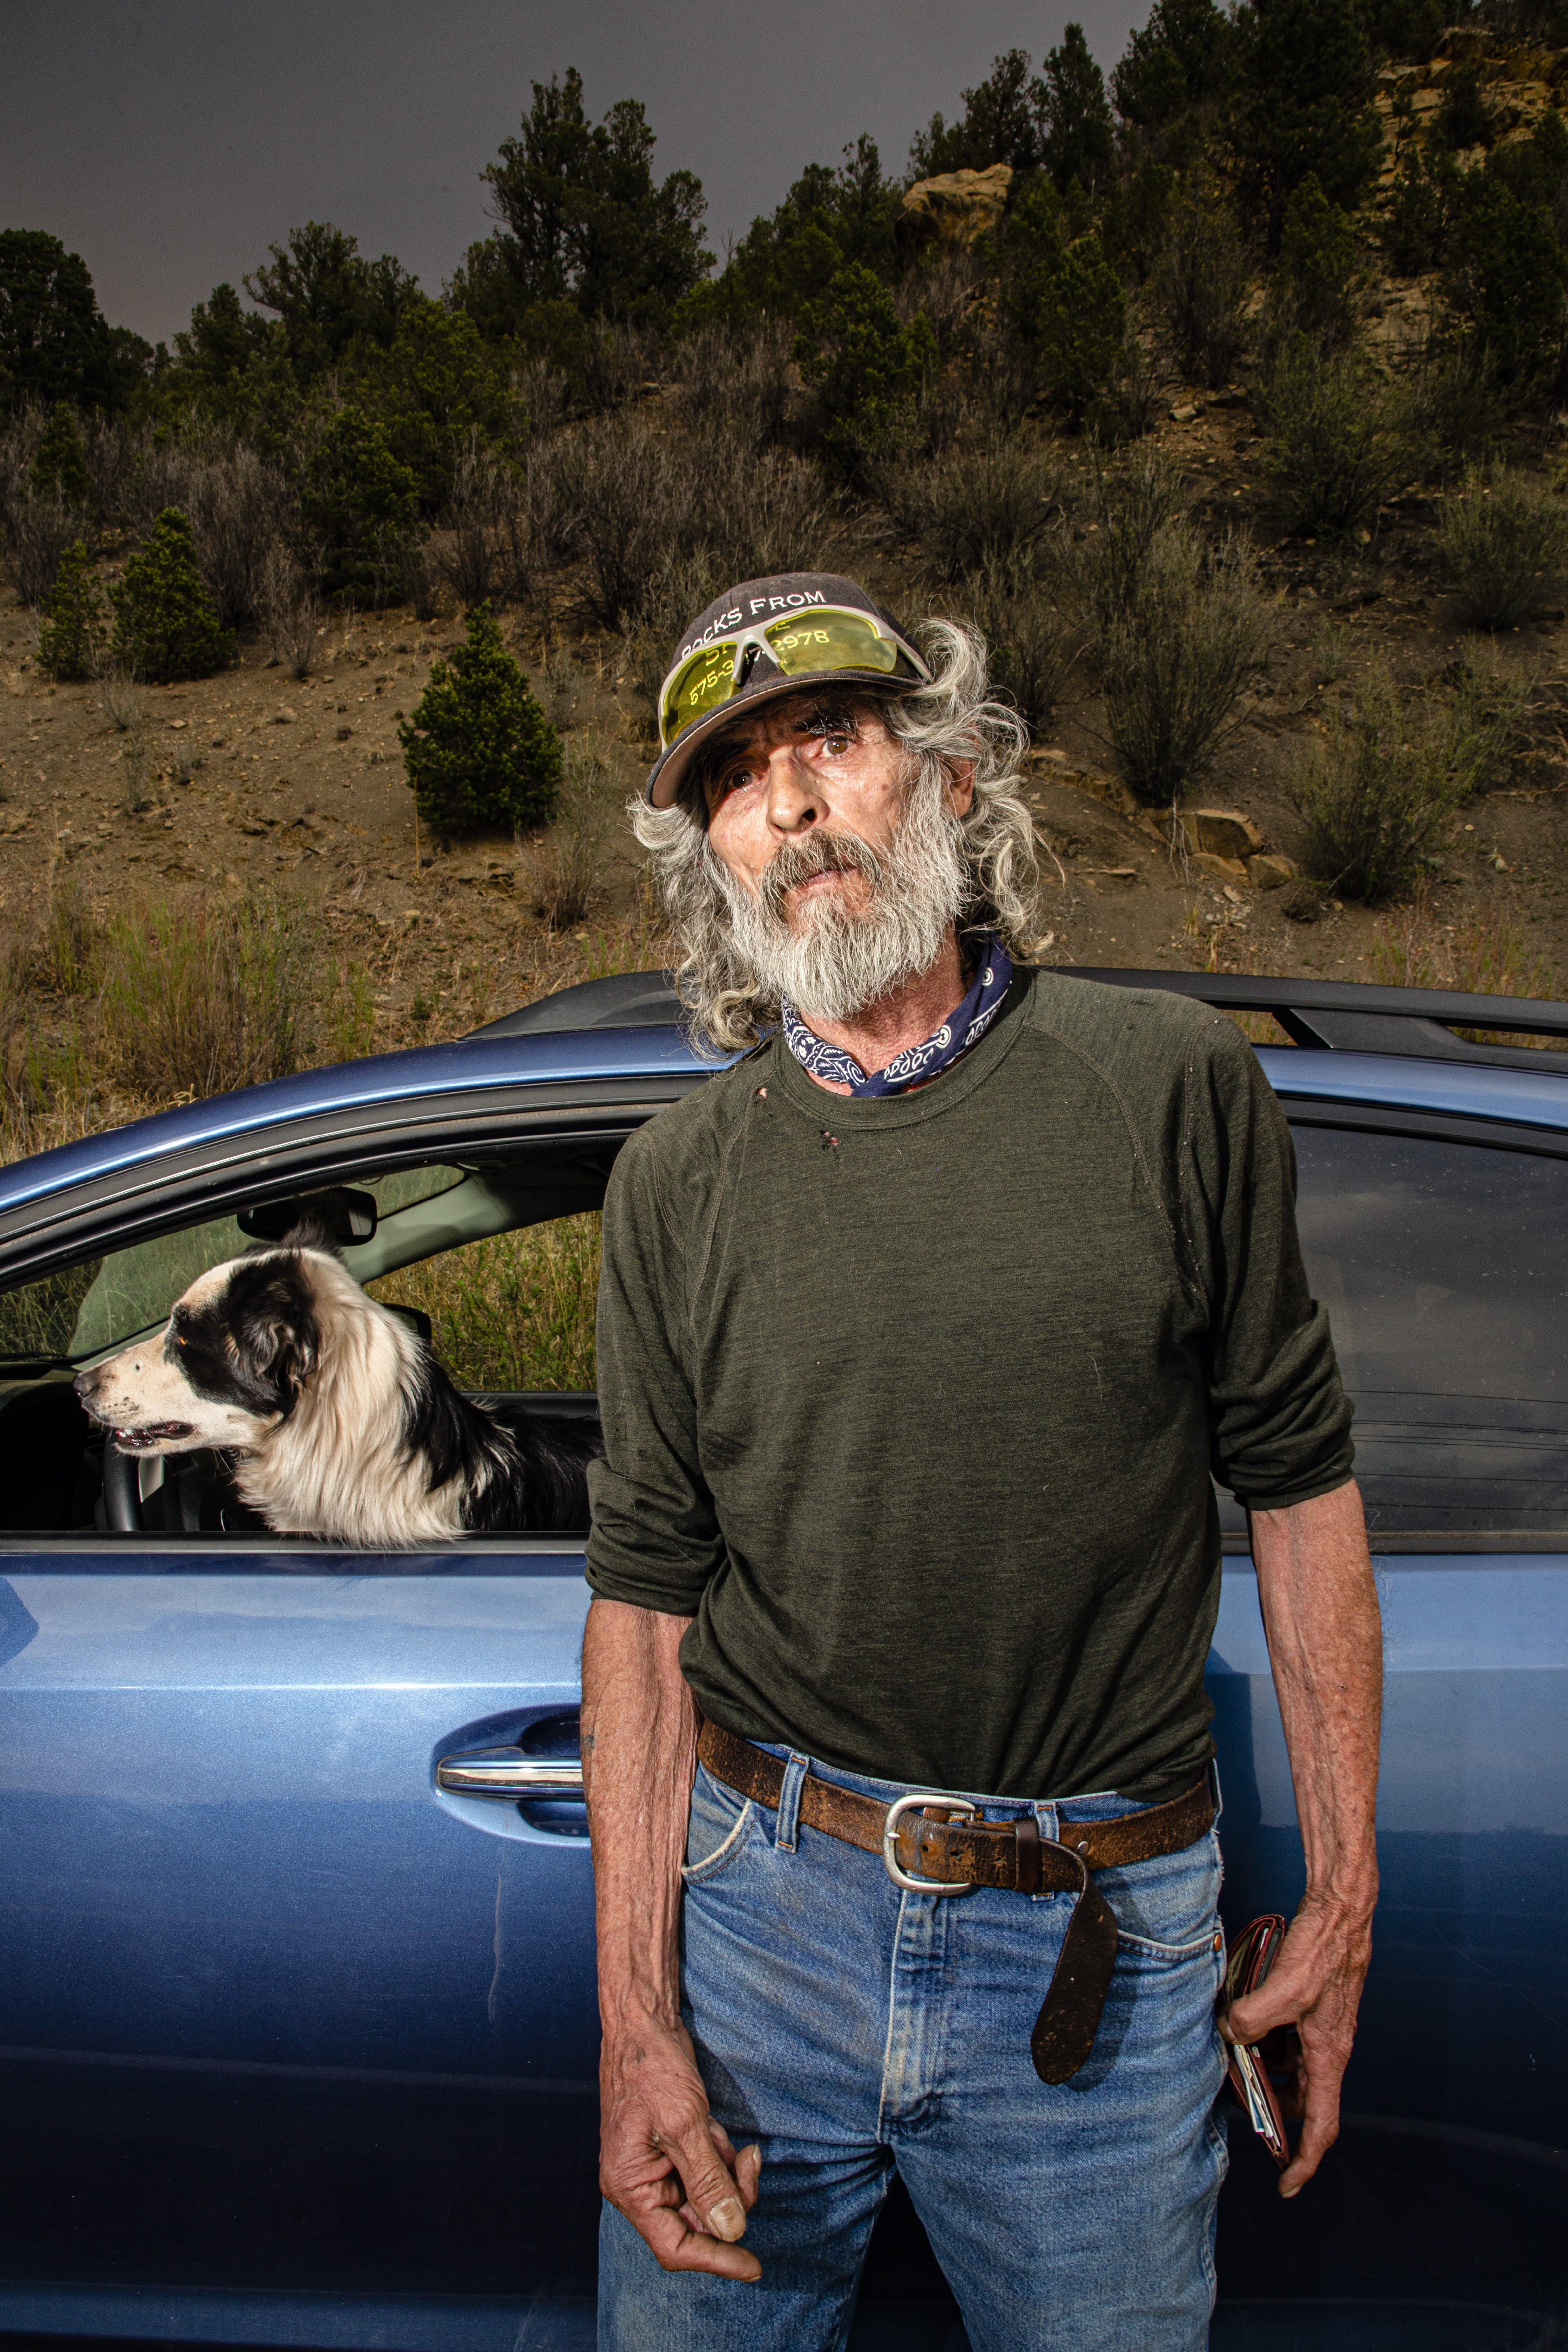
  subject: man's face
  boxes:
[702,697,973,931]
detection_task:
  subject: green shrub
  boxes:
[354,296,517,510]
[1445,171,1568,391]
[1097,524,1281,803]
[109,509,234,683]
[1290,660,1523,902]
[964,554,1075,737]
[1380,147,1456,277]
[399,602,562,836]
[1075,448,1187,631]
[1439,466,1568,628]
[1437,61,1492,153]
[36,539,103,679]
[1158,167,1249,391]
[872,430,1062,581]
[298,404,421,604]
[1399,334,1505,479]
[998,180,1126,426]
[794,264,934,475]
[29,404,92,510]
[1370,0,1443,60]
[1260,338,1403,535]
[1273,173,1357,346]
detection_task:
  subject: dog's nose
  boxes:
[72,1368,96,1401]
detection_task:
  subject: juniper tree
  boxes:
[399,602,562,835]
[109,509,235,683]
[36,539,104,680]
[29,403,92,511]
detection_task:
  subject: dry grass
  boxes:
[98,892,317,1101]
[1098,525,1282,804]
[1439,466,1568,631]
[368,1212,601,1391]
[872,430,1062,582]
[523,738,618,930]
[0,885,390,1166]
[1371,894,1566,1047]
[1292,659,1532,905]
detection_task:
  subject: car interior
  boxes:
[1,1115,1566,1545]
[0,1145,614,1541]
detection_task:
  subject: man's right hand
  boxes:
[601,2017,762,2280]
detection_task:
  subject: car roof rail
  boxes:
[466,964,1568,1076]
[466,970,684,1038]
[1066,967,1568,1074]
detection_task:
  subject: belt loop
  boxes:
[775,1752,809,1853]
[1031,1797,1059,1898]
[1208,1755,1224,1828]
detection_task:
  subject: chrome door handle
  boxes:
[436,1746,583,1798]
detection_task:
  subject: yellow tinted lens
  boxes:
[763,612,898,677]
[662,642,738,746]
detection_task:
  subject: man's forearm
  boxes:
[1249,1478,1382,1917]
[582,1594,762,2273]
[1235,1476,1382,2192]
[581,1594,698,2035]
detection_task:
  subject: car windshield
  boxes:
[0,1165,466,1365]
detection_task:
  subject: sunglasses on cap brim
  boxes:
[658,607,931,754]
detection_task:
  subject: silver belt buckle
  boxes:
[882,1791,978,1895]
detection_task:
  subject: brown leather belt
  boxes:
[696,1718,1215,2085]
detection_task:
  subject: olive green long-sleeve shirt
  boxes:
[585,970,1353,1802]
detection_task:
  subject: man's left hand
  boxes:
[1220,1888,1373,2197]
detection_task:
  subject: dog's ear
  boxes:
[230,1259,322,1409]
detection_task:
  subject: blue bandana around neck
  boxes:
[780,936,1014,1097]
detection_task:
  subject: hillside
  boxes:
[7,9,1568,1155]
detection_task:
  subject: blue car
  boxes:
[0,967,1564,2352]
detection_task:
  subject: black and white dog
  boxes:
[74,1224,601,1544]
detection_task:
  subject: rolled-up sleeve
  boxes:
[585,1125,725,1614]
[1185,1021,1356,1511]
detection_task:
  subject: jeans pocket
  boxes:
[682,1761,759,1885]
[1102,1828,1224,1959]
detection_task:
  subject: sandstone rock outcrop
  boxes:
[899,165,1014,256]
[1374,28,1568,187]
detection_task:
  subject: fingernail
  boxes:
[710,2197,745,2240]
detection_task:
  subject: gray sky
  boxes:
[0,1,1144,346]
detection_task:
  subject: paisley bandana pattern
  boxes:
[780,937,1014,1097]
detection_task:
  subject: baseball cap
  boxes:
[644,572,930,809]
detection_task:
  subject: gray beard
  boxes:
[707,784,969,1025]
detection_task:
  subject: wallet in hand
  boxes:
[1222,1913,1292,2167]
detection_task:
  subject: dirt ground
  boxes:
[4,387,1568,1063]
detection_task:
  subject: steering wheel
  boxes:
[101,1438,143,1531]
[101,1439,237,1532]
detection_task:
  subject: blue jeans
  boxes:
[599,1747,1229,2352]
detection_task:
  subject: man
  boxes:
[581,572,1381,2352]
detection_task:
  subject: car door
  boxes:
[1208,1102,1568,2350]
[0,1117,664,2352]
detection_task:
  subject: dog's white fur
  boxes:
[83,1247,508,1544]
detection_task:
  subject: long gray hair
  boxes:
[631,618,1042,1054]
